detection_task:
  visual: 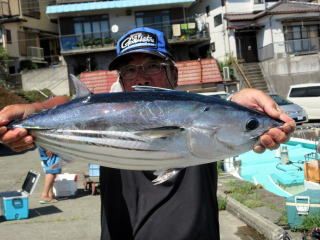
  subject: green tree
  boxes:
[0,46,9,68]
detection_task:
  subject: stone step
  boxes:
[238,62,269,92]
[247,76,265,80]
[251,79,266,83]
[242,65,261,70]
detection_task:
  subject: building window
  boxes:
[21,0,40,19]
[74,15,110,43]
[214,14,223,27]
[284,24,320,53]
[135,10,171,38]
[6,29,11,44]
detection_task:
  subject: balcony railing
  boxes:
[27,47,45,62]
[60,32,115,52]
[60,22,209,53]
[285,37,320,55]
[169,21,209,43]
[258,37,320,61]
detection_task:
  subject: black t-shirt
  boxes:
[100,163,219,240]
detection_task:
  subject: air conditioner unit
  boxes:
[223,66,230,81]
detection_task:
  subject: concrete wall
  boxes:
[21,64,69,96]
[225,0,277,13]
[9,0,20,16]
[108,10,136,40]
[3,23,20,58]
[261,53,320,97]
[225,0,252,13]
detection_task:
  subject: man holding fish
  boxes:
[0,27,295,239]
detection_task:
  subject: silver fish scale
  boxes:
[32,129,213,170]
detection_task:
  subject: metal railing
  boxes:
[258,37,320,61]
[284,37,320,55]
[60,22,209,52]
[231,58,253,88]
[27,47,44,61]
[60,32,114,52]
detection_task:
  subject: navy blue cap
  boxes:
[109,27,174,70]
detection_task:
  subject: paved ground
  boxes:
[0,148,265,240]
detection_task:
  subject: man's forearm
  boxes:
[31,96,69,112]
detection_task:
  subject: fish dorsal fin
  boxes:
[70,74,92,98]
[132,86,173,92]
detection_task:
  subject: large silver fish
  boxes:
[9,78,282,174]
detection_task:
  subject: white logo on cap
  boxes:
[121,32,156,51]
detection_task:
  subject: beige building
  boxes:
[46,0,211,75]
[0,0,59,74]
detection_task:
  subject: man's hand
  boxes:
[0,104,38,152]
[0,96,69,152]
[230,88,296,153]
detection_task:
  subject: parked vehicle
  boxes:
[287,83,320,120]
[198,91,230,100]
[270,94,308,123]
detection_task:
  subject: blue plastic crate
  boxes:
[88,164,100,177]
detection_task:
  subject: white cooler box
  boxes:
[0,171,40,220]
[53,173,78,197]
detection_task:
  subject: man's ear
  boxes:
[172,66,178,88]
[166,65,178,88]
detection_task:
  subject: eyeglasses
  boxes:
[119,62,168,80]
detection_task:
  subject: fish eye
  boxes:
[203,106,210,112]
[246,118,259,131]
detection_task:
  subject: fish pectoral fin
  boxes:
[152,169,181,185]
[135,126,184,139]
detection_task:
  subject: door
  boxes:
[236,31,258,62]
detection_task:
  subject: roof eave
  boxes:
[46,0,195,19]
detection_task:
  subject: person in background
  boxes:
[0,27,295,239]
[38,147,61,204]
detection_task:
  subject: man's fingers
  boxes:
[4,136,34,152]
[253,143,266,153]
[280,121,296,134]
[1,128,28,144]
[268,128,287,143]
[263,102,282,119]
[0,126,7,137]
[11,143,35,152]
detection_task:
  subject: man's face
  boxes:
[119,53,173,92]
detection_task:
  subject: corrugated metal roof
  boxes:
[47,0,195,14]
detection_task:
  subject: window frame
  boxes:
[6,29,12,44]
